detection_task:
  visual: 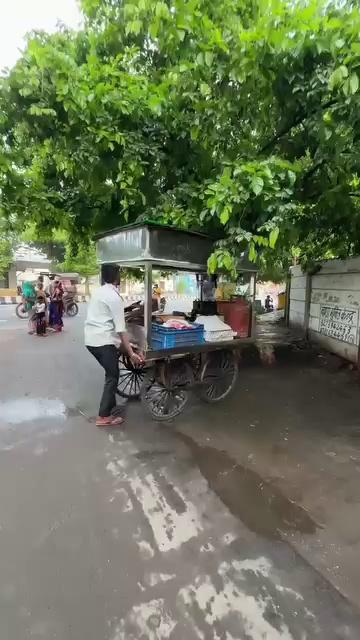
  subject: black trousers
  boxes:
[36,312,46,335]
[87,345,120,417]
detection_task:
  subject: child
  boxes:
[34,296,47,336]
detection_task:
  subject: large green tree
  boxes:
[0,214,14,280]
[1,0,360,271]
[0,237,12,281]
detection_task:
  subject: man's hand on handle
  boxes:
[119,331,145,367]
[130,351,145,367]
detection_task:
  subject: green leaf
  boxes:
[324,127,332,140]
[339,65,348,78]
[269,227,280,249]
[251,176,264,196]
[19,87,33,97]
[149,20,159,38]
[126,20,142,35]
[350,73,359,95]
[200,82,210,96]
[335,38,345,49]
[249,243,257,263]
[148,95,162,113]
[287,170,296,185]
[343,78,352,97]
[223,253,233,271]
[155,2,169,18]
[208,254,217,274]
[196,52,204,66]
[220,207,230,224]
[29,106,56,117]
[205,51,214,67]
[351,43,360,55]
[329,65,348,90]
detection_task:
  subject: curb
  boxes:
[0,297,21,304]
[0,296,89,305]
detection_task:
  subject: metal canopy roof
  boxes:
[96,223,257,273]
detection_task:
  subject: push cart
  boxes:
[95,223,257,421]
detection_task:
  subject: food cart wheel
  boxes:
[117,355,145,400]
[140,364,190,421]
[198,350,238,403]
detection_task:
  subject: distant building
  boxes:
[1,244,52,289]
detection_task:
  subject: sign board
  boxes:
[318,305,359,344]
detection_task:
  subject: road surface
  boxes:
[0,305,360,639]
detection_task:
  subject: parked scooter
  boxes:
[16,296,33,319]
[63,293,79,317]
[264,295,274,313]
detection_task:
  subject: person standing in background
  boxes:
[49,278,64,332]
[34,296,47,337]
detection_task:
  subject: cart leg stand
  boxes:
[249,272,257,339]
[144,263,152,351]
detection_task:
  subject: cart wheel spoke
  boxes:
[128,375,135,398]
[198,351,238,404]
[141,370,188,422]
[117,357,144,400]
[134,373,141,397]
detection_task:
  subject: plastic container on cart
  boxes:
[151,323,204,349]
[217,299,251,337]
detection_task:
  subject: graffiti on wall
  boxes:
[318,305,359,344]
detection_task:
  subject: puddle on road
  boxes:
[178,432,319,540]
[0,399,85,451]
[0,398,67,425]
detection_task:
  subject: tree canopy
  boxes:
[0,219,13,279]
[1,0,360,272]
[57,242,99,278]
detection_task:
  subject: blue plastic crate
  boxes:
[151,322,204,349]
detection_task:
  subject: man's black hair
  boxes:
[101,264,120,285]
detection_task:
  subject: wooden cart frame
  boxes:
[95,223,257,421]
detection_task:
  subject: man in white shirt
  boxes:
[85,264,143,427]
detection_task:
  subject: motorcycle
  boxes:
[64,295,79,317]
[16,294,79,319]
[264,304,274,313]
[16,297,34,319]
[264,297,274,313]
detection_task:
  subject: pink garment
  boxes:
[163,319,193,330]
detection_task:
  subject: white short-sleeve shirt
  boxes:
[85,284,126,347]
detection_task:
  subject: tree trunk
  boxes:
[84,277,90,296]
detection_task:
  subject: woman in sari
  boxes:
[49,278,64,332]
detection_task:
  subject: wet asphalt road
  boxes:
[0,305,360,639]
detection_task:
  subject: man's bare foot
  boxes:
[96,416,124,427]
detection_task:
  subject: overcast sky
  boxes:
[0,0,82,72]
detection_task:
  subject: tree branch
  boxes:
[260,98,338,154]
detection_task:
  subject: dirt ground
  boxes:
[178,350,360,608]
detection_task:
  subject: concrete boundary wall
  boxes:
[289,258,360,363]
[289,266,307,329]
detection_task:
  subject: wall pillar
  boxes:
[7,266,17,289]
[303,272,312,339]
